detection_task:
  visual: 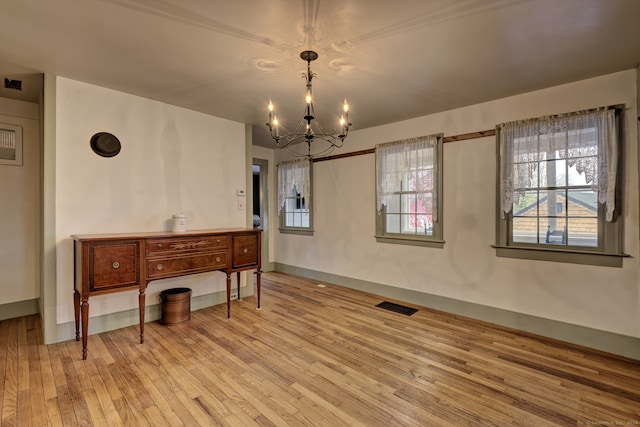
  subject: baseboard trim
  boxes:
[0,298,39,321]
[274,263,640,361]
[263,261,276,272]
[56,288,234,342]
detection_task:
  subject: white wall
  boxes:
[0,98,40,305]
[54,78,246,325]
[275,70,640,339]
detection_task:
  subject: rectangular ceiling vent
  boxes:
[375,301,418,316]
[4,78,22,90]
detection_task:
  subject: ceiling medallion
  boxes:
[266,50,352,158]
[253,58,280,72]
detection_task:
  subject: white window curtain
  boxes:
[376,135,438,220]
[499,107,617,221]
[277,158,311,213]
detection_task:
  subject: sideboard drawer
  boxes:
[147,235,228,256]
[147,251,227,280]
[232,234,259,268]
[90,242,140,291]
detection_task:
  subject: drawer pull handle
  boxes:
[215,257,221,263]
[157,243,163,249]
[112,261,120,269]
[216,239,221,243]
[156,264,163,270]
[243,248,248,253]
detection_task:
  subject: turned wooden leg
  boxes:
[139,288,146,344]
[81,296,89,360]
[236,271,241,301]
[226,273,232,318]
[256,269,262,310]
[73,289,81,341]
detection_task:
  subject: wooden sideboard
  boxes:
[72,228,262,360]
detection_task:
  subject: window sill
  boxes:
[376,235,445,248]
[279,228,314,236]
[491,245,629,267]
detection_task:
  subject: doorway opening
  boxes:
[252,158,269,270]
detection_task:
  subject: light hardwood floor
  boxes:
[1,272,639,426]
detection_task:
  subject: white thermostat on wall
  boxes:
[236,188,246,196]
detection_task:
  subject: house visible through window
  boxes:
[277,158,313,234]
[375,134,444,247]
[495,106,625,266]
[510,129,600,248]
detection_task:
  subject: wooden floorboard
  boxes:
[1,271,639,426]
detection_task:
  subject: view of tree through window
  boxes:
[384,160,434,235]
[376,134,443,245]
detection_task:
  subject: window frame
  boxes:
[278,159,313,236]
[375,134,444,248]
[493,107,626,267]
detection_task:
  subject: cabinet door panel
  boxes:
[233,234,259,268]
[90,243,139,291]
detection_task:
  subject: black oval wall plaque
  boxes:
[90,132,121,158]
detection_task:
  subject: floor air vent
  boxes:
[375,301,418,316]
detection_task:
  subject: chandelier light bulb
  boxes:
[343,100,349,112]
[268,100,274,121]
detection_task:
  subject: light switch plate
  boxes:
[236,188,246,196]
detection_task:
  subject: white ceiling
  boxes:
[1,0,639,148]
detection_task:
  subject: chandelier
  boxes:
[266,50,351,158]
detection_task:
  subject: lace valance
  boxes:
[499,107,618,221]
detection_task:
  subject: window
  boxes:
[375,134,444,247]
[495,107,625,266]
[277,158,313,235]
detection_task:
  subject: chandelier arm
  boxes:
[285,141,336,158]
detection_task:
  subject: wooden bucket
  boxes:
[160,288,192,324]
